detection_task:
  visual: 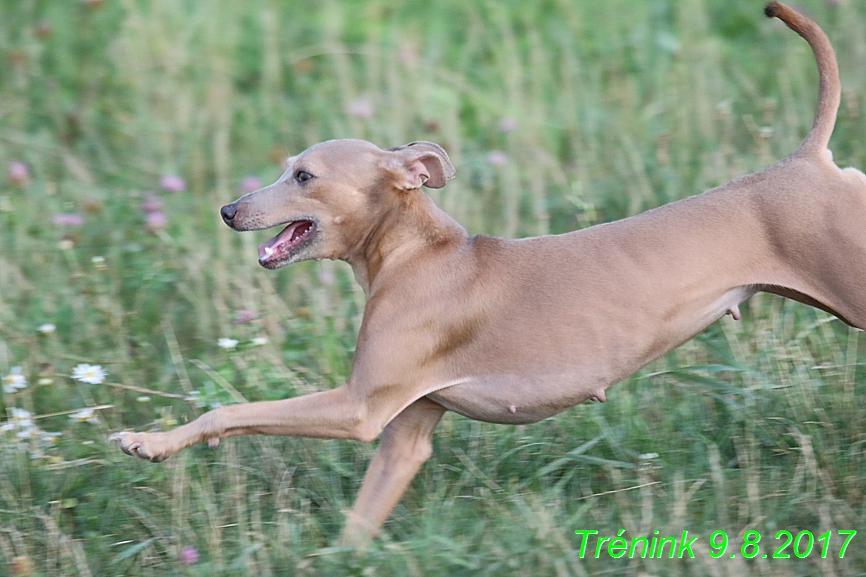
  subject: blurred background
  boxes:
[1,0,865,575]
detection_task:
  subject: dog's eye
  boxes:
[295,170,314,184]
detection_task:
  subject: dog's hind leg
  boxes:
[340,398,446,546]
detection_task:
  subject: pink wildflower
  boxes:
[498,117,517,132]
[146,211,167,232]
[8,162,28,186]
[240,176,262,194]
[178,546,198,565]
[318,270,335,285]
[140,193,163,213]
[487,150,508,167]
[34,20,52,39]
[52,213,84,226]
[348,97,373,119]
[160,175,186,193]
[233,309,256,324]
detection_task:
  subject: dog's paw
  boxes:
[109,431,171,463]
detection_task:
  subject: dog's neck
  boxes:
[347,190,467,296]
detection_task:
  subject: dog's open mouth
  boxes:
[258,220,315,266]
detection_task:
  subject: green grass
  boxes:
[2,0,866,575]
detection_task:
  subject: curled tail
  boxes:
[765,2,840,156]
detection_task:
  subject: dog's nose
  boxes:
[220,203,237,225]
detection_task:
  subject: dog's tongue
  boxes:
[258,220,312,261]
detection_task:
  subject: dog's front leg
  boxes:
[110,385,389,462]
[340,397,446,546]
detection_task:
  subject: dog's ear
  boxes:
[382,141,456,190]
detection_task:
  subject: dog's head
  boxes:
[220,139,455,269]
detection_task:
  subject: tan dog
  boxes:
[111,3,864,544]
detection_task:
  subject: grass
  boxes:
[2,0,866,575]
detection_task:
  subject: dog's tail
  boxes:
[765,2,840,157]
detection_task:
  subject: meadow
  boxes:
[1,0,866,574]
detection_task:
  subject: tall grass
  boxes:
[1,0,866,575]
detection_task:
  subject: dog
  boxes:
[111,2,865,545]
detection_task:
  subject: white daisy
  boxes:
[185,390,205,408]
[71,364,107,385]
[218,338,239,349]
[3,367,27,393]
[38,323,56,334]
[92,256,107,271]
[69,408,100,423]
[6,408,34,434]
[40,431,62,444]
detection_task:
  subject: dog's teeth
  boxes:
[264,246,274,257]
